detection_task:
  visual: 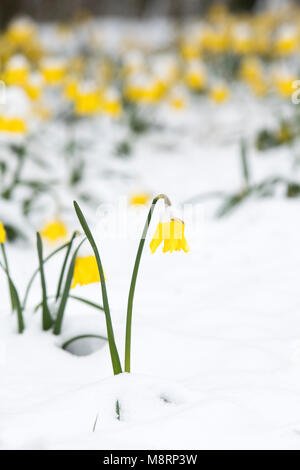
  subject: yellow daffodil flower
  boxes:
[275,26,299,56]
[150,219,189,254]
[71,255,101,288]
[274,74,296,99]
[6,18,36,45]
[63,78,79,101]
[201,27,228,54]
[169,96,187,110]
[231,24,254,55]
[101,89,122,117]
[3,55,29,86]
[40,220,68,243]
[25,73,43,100]
[0,117,27,133]
[209,84,230,103]
[125,75,166,104]
[40,58,66,85]
[184,62,207,91]
[74,83,102,115]
[129,193,150,205]
[0,221,6,243]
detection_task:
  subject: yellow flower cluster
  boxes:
[0,5,298,137]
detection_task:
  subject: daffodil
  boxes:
[231,24,254,55]
[25,73,43,100]
[125,74,165,104]
[180,40,200,61]
[150,219,189,254]
[6,18,36,45]
[40,220,68,243]
[3,55,29,86]
[0,116,27,133]
[0,221,6,243]
[71,255,101,288]
[209,84,230,103]
[274,25,299,56]
[63,77,79,101]
[273,72,296,99]
[201,26,228,54]
[74,82,102,115]
[101,89,122,117]
[40,58,66,85]
[168,86,188,110]
[184,61,207,91]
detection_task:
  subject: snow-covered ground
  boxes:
[2,115,300,449]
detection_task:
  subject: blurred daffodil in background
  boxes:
[40,220,68,243]
[0,222,6,244]
[71,255,101,288]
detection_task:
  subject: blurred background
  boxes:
[0,0,290,27]
[0,0,300,242]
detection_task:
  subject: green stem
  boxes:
[73,200,122,375]
[1,244,15,312]
[33,294,104,314]
[240,138,250,189]
[55,231,77,301]
[22,240,72,311]
[124,194,170,372]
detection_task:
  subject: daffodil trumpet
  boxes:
[125,194,172,373]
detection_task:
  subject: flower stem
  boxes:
[124,194,170,372]
[55,231,77,301]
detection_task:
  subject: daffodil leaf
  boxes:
[0,261,24,333]
[55,231,77,301]
[36,232,53,331]
[22,239,74,310]
[53,238,85,335]
[61,334,107,350]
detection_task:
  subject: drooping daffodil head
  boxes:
[150,205,189,254]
